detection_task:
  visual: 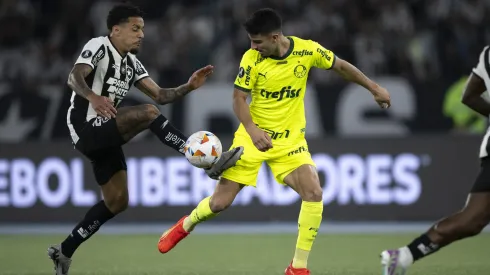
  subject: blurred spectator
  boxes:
[0,0,488,140]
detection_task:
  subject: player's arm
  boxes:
[67,64,97,100]
[311,41,390,108]
[462,47,490,116]
[233,53,272,151]
[135,64,214,105]
[232,89,254,129]
[233,88,272,151]
[331,58,390,108]
[68,39,116,118]
[135,77,192,105]
[462,73,489,116]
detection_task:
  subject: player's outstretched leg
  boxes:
[380,192,490,275]
[48,170,128,275]
[158,178,243,253]
[145,106,244,179]
[283,165,323,275]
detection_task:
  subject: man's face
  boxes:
[113,16,144,54]
[248,33,279,57]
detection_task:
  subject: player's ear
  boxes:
[112,25,120,36]
[271,33,279,42]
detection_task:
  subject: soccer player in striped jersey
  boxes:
[380,46,490,275]
[47,4,243,275]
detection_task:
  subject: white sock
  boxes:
[398,246,414,267]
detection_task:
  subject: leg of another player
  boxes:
[115,104,188,153]
[157,178,244,253]
[48,171,128,274]
[380,192,490,275]
[282,164,323,272]
[116,104,244,179]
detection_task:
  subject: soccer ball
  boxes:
[184,131,222,168]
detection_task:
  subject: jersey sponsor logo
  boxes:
[134,59,147,76]
[259,126,290,140]
[81,50,92,58]
[260,86,301,101]
[106,77,130,96]
[238,66,245,78]
[292,49,313,57]
[245,65,252,86]
[288,145,308,156]
[92,46,105,67]
[316,48,332,61]
[294,64,307,78]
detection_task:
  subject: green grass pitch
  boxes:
[1,233,489,275]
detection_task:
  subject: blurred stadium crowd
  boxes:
[1,0,489,87]
[0,0,489,141]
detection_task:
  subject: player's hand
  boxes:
[371,86,391,109]
[187,65,214,90]
[88,94,117,119]
[246,126,273,152]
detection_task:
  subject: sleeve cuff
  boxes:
[75,61,94,69]
[327,55,337,70]
[234,84,251,93]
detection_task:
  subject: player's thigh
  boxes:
[466,157,490,219]
[75,116,125,154]
[221,133,266,187]
[86,146,128,187]
[267,141,321,200]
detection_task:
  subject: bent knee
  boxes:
[461,220,487,237]
[105,191,129,214]
[144,104,160,120]
[301,186,323,202]
[209,196,234,213]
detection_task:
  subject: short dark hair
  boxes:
[106,3,144,30]
[243,8,282,35]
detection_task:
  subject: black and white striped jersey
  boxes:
[66,36,149,144]
[472,46,490,158]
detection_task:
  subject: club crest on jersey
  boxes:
[81,50,92,58]
[125,66,134,82]
[294,64,307,78]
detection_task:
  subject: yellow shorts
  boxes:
[221,132,316,186]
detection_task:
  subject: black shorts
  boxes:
[471,157,490,193]
[73,117,126,185]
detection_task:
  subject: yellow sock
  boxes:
[182,196,218,232]
[292,201,323,269]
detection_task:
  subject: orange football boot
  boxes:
[285,262,311,275]
[158,216,190,253]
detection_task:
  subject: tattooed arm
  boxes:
[67,63,117,118]
[135,65,214,105]
[135,77,193,105]
[67,64,97,100]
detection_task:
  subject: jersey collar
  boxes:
[269,37,294,60]
[106,36,126,59]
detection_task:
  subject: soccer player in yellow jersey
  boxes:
[158,8,391,274]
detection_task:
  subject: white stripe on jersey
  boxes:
[66,36,149,144]
[67,93,79,144]
[473,46,490,158]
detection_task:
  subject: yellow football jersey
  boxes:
[233,36,336,145]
